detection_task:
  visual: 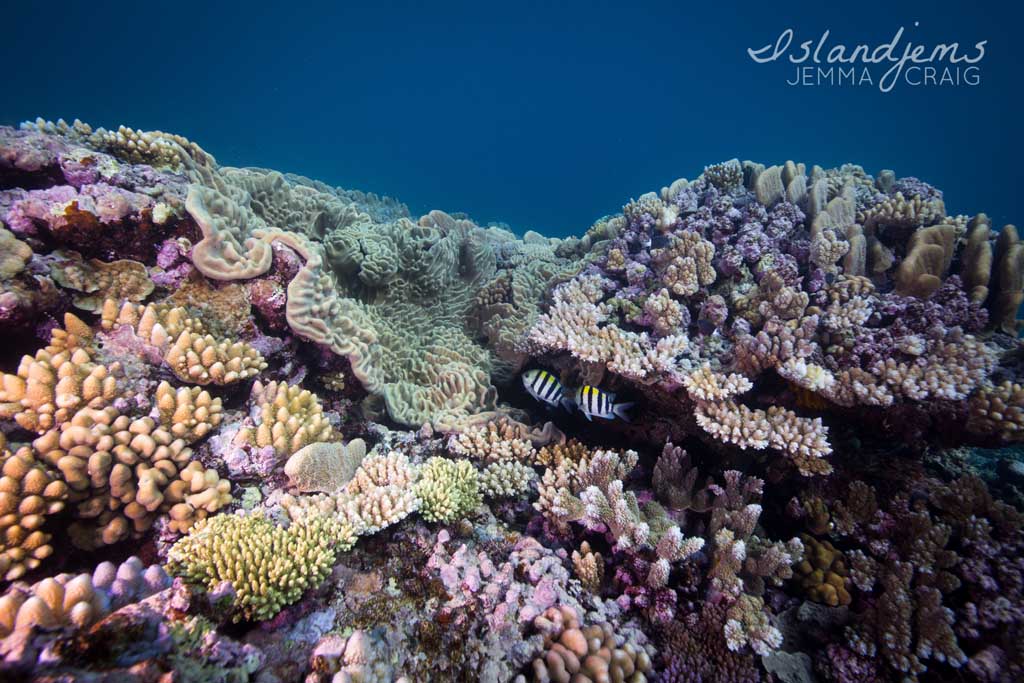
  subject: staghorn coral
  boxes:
[167,512,354,622]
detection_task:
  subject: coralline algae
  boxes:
[0,120,1022,682]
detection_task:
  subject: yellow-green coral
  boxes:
[414,457,481,523]
[167,512,353,622]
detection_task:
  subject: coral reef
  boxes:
[0,120,1022,683]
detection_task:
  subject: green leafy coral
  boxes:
[166,512,354,622]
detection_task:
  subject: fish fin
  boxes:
[613,402,635,422]
[583,411,593,422]
[560,397,576,412]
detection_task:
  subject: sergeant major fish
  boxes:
[574,385,633,422]
[522,369,572,409]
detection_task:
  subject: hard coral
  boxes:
[167,512,353,622]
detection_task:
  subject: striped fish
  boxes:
[522,369,571,409]
[574,385,633,422]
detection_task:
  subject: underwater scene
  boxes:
[1,2,1023,682]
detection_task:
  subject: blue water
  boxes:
[2,0,1020,236]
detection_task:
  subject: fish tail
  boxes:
[613,402,634,422]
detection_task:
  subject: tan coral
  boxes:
[164,331,265,385]
[894,225,956,298]
[650,230,716,297]
[960,216,993,303]
[0,572,106,638]
[165,461,233,533]
[571,541,604,594]
[518,604,653,683]
[101,300,266,385]
[967,381,1024,442]
[0,314,122,432]
[991,224,1024,334]
[0,439,69,581]
[155,381,222,441]
[450,418,537,463]
[236,381,338,458]
[29,405,226,549]
[795,535,851,607]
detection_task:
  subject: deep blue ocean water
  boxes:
[2,0,1020,236]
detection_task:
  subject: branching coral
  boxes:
[479,460,536,499]
[281,450,420,536]
[450,417,538,463]
[167,512,354,622]
[685,366,833,476]
[236,380,338,458]
[102,300,266,385]
[0,436,68,581]
[527,274,691,382]
[415,457,482,524]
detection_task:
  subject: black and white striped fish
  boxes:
[574,385,633,422]
[522,369,572,409]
